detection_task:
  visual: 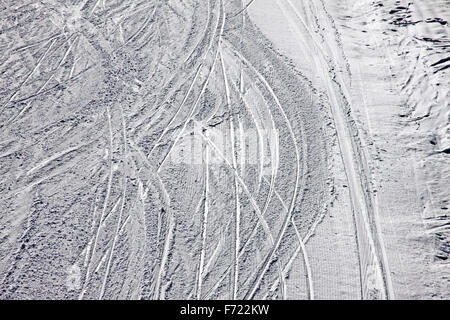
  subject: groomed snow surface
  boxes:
[0,0,448,299]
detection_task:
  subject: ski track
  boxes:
[224,45,306,300]
[1,0,434,300]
